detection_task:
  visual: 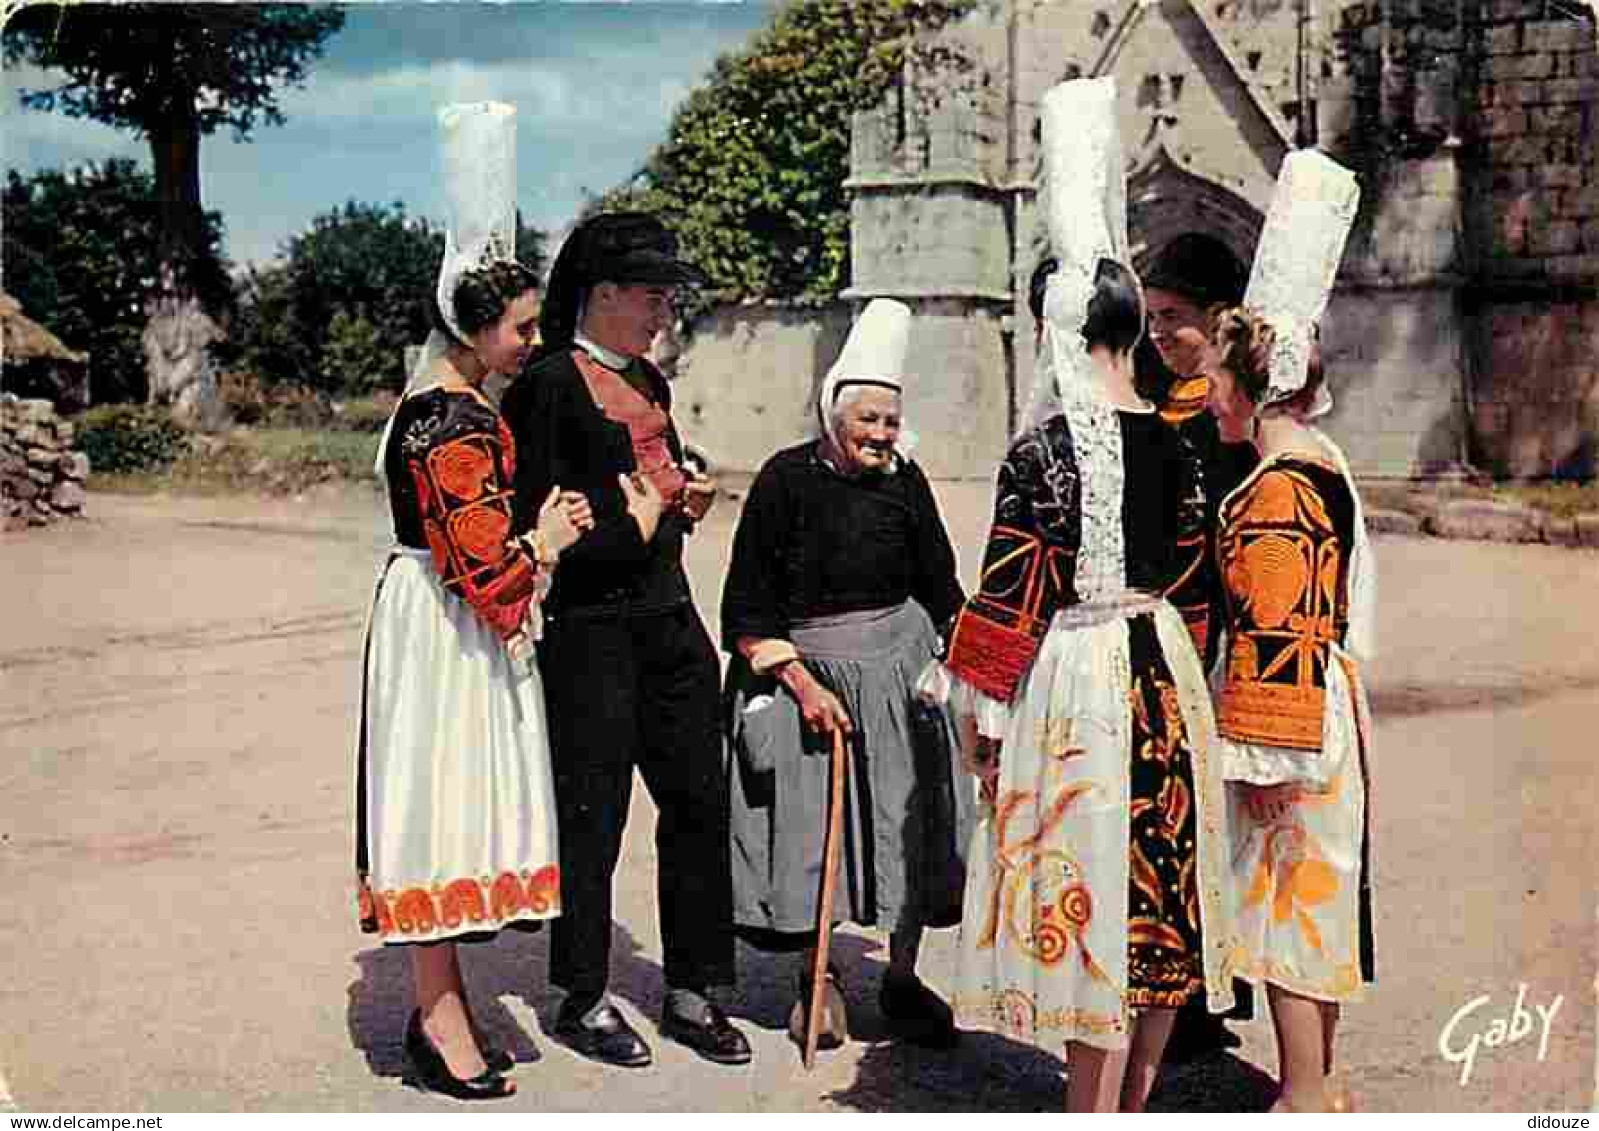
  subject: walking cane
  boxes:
[803,727,848,1071]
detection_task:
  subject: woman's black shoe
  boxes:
[405,1009,516,1101]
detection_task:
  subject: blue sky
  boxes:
[2,1,776,266]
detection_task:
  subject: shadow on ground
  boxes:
[344,919,660,1088]
[820,1035,1275,1112]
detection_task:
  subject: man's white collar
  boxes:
[575,333,631,371]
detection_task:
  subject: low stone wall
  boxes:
[674,299,1012,479]
[671,302,852,474]
[1,395,89,531]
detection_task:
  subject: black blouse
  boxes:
[720,442,966,648]
[941,406,1207,702]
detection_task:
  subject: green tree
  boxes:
[596,0,976,306]
[4,3,345,421]
[223,201,546,395]
[2,161,229,404]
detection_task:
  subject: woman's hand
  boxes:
[972,736,1002,805]
[1240,782,1301,823]
[536,485,586,555]
[777,660,852,737]
[619,472,664,542]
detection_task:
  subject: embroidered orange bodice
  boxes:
[396,387,545,642]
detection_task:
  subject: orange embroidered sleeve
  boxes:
[944,426,1078,702]
[1216,466,1347,750]
[409,421,544,642]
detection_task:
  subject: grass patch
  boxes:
[1362,479,1599,520]
[1499,481,1599,519]
[91,427,380,496]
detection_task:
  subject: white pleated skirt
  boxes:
[356,548,561,945]
[953,596,1236,1051]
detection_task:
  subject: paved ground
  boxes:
[1,482,1596,1112]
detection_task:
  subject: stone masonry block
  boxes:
[1502,79,1547,106]
[1567,184,1599,213]
[1492,166,1531,192]
[1481,105,1529,136]
[1492,135,1549,165]
[1530,104,1584,135]
[1480,0,1551,22]
[1488,53,1556,80]
[1538,163,1586,190]
[1543,77,1599,103]
[1532,219,1582,255]
[1523,21,1594,55]
[1552,252,1599,278]
[1485,23,1520,53]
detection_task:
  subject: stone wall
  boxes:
[671,303,853,474]
[672,298,1013,479]
[1,395,89,531]
[1466,1,1599,477]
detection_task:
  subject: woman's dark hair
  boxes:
[1081,257,1144,355]
[430,260,539,346]
[1028,256,1058,322]
[1213,305,1327,412]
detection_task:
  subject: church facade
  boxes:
[842,0,1599,480]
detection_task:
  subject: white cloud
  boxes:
[276,56,692,134]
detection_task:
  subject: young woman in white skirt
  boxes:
[356,259,598,1100]
[1207,310,1376,1113]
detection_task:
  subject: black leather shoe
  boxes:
[879,974,957,1049]
[404,1010,516,1101]
[660,1001,753,1066]
[553,1001,653,1068]
[480,1044,514,1074]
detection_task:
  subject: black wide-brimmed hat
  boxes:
[538,211,706,349]
[1142,232,1248,309]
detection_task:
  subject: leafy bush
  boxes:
[218,371,332,428]
[76,405,189,472]
[596,0,977,307]
[220,200,545,398]
[3,160,231,405]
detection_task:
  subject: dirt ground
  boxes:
[1,482,1596,1112]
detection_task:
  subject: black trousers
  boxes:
[539,603,734,998]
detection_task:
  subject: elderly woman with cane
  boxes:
[721,299,973,1053]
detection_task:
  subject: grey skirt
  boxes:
[725,601,976,942]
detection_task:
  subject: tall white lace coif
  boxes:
[375,101,520,477]
[1244,149,1360,418]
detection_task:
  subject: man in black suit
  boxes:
[1139,234,1261,1064]
[500,213,749,1068]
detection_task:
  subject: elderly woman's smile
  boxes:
[831,385,901,474]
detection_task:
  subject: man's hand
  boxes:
[680,470,717,523]
[619,472,664,542]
